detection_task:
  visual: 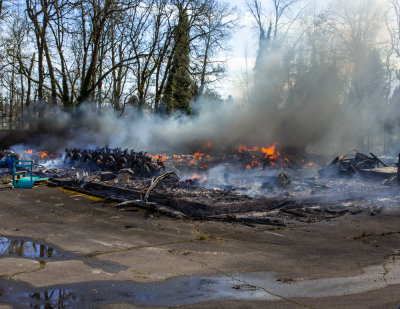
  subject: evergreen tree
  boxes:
[163,8,193,115]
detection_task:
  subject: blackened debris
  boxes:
[64,146,165,177]
[319,152,388,178]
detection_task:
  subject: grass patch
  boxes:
[199,234,209,241]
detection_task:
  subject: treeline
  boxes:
[3,0,400,155]
[0,0,237,126]
[244,0,400,154]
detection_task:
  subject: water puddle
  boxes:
[16,289,82,308]
[0,236,129,277]
[2,276,271,308]
[0,236,59,259]
[2,256,400,308]
[1,236,398,308]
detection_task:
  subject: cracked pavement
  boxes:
[0,186,400,308]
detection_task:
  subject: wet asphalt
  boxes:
[0,186,400,308]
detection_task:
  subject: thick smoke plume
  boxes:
[0,45,386,156]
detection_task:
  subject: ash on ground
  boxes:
[1,148,399,226]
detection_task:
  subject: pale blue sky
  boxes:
[218,0,328,99]
[217,0,257,99]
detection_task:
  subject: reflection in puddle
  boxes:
[0,237,58,258]
[28,289,81,308]
[3,256,400,308]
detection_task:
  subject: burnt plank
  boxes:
[70,182,365,218]
[370,153,388,167]
[359,167,397,180]
[209,199,295,215]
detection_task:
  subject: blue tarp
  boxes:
[15,176,48,188]
[0,154,16,168]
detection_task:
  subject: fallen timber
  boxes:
[49,178,368,225]
[56,182,189,219]
[359,167,398,180]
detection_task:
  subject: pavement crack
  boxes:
[382,263,389,283]
[353,230,400,249]
[180,255,316,309]
[84,238,198,257]
[8,260,46,279]
[382,254,400,284]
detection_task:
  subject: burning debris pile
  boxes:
[145,142,317,178]
[1,144,400,226]
[23,149,60,162]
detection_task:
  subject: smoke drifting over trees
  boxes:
[1,0,400,156]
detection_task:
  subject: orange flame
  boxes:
[150,154,169,162]
[245,159,263,169]
[237,142,283,168]
[24,150,33,154]
[190,152,207,164]
[190,173,207,181]
[238,145,259,153]
[262,142,280,160]
[193,152,205,159]
[40,151,48,158]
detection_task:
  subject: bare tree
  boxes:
[247,0,302,68]
[47,0,73,108]
[126,0,159,112]
[0,0,10,21]
[75,0,124,104]
[26,0,57,103]
[0,0,238,119]
[192,0,238,92]
[0,0,4,19]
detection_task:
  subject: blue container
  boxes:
[0,154,17,168]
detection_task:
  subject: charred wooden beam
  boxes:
[358,167,397,180]
[79,181,366,217]
[370,152,387,167]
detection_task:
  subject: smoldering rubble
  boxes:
[1,143,399,227]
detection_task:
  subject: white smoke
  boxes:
[1,42,388,158]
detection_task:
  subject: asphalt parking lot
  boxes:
[0,186,399,308]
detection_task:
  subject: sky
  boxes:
[218,0,331,99]
[217,0,257,99]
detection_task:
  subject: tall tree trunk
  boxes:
[19,71,25,126]
[37,36,44,102]
[26,54,35,108]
